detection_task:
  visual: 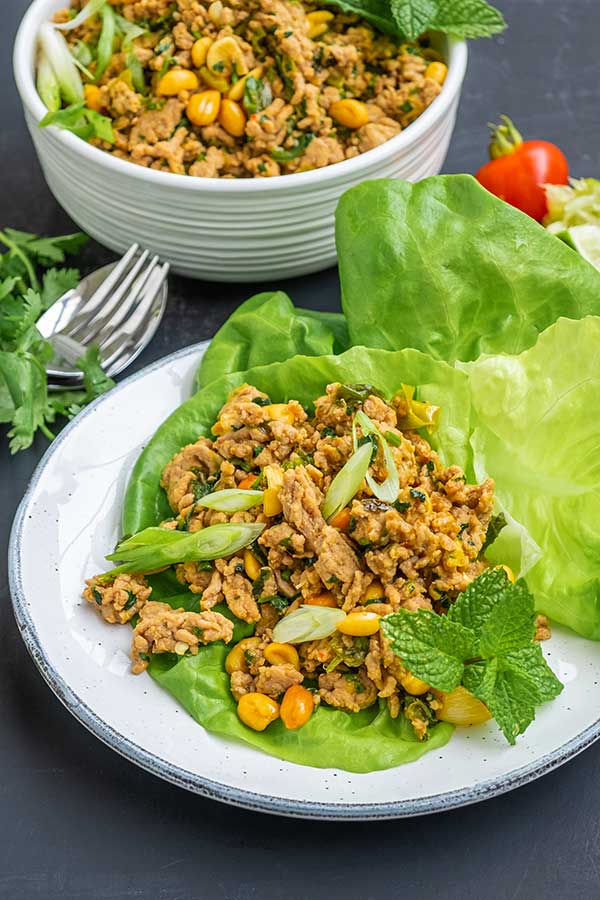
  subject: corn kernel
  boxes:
[174,641,189,656]
[329,508,351,531]
[305,592,338,608]
[330,99,369,130]
[400,672,430,695]
[263,487,283,517]
[208,0,224,24]
[84,84,103,112]
[280,684,314,730]
[207,36,248,78]
[218,98,247,137]
[157,68,199,96]
[225,637,261,674]
[228,65,263,101]
[337,610,380,637]
[186,90,221,126]
[363,581,384,602]
[191,37,213,69]
[306,10,334,39]
[425,61,448,85]
[237,692,280,731]
[243,549,261,581]
[264,403,295,424]
[264,642,300,668]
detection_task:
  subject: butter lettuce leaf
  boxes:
[463,316,600,638]
[336,175,600,363]
[196,291,349,389]
[148,645,453,772]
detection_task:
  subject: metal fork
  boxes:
[37,243,169,388]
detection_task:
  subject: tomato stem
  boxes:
[488,115,523,160]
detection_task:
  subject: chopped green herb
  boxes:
[123,591,137,611]
[410,488,427,502]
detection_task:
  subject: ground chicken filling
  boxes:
[53,0,445,177]
[83,382,551,739]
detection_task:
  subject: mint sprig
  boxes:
[322,0,506,41]
[381,569,563,744]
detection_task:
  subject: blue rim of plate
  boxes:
[9,343,600,820]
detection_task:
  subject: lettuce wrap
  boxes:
[124,346,473,771]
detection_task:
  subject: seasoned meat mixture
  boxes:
[49,0,446,177]
[84,381,541,741]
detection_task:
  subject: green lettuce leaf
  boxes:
[336,175,600,363]
[149,645,453,772]
[196,291,348,389]
[462,316,600,638]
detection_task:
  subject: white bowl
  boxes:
[14,0,467,282]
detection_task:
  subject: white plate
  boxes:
[9,343,600,819]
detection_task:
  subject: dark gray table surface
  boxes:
[2,1,600,897]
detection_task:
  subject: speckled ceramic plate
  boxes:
[9,343,600,819]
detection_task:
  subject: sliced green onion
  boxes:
[115,13,148,48]
[71,40,94,67]
[196,489,264,513]
[36,50,61,112]
[95,4,116,82]
[354,410,400,504]
[38,23,83,105]
[105,522,265,574]
[54,0,107,32]
[125,50,146,93]
[272,605,346,644]
[396,384,440,433]
[321,441,373,522]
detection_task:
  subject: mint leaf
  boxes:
[381,609,476,691]
[449,569,535,657]
[464,658,537,745]
[390,0,438,40]
[430,0,506,38]
[448,567,509,631]
[504,644,564,703]
[321,0,403,35]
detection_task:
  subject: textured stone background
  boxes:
[2,2,600,897]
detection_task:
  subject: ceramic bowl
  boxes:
[13,0,468,282]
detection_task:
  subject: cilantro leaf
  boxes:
[0,350,51,452]
[76,345,115,400]
[390,0,438,40]
[41,267,80,310]
[3,229,88,265]
[430,0,506,38]
[449,568,535,657]
[381,609,476,691]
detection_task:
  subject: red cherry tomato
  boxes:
[476,116,569,222]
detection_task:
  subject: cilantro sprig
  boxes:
[381,569,563,744]
[321,0,506,41]
[0,228,115,453]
